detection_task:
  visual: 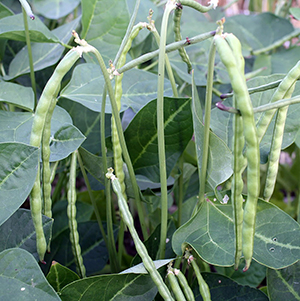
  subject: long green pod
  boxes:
[42,94,57,219]
[264,84,295,201]
[167,270,187,301]
[256,60,300,143]
[225,33,247,270]
[67,151,86,278]
[214,34,260,271]
[106,169,174,301]
[111,23,145,201]
[30,48,81,262]
[185,252,211,301]
[173,6,192,73]
[180,0,217,12]
[231,97,246,270]
[174,268,195,301]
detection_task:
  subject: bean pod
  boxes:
[111,24,144,200]
[174,268,195,301]
[30,49,81,262]
[214,34,260,271]
[173,6,192,73]
[256,60,300,143]
[264,84,295,201]
[106,168,174,300]
[167,270,187,301]
[67,151,86,278]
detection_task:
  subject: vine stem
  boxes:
[22,6,37,105]
[157,0,176,260]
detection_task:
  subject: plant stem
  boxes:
[198,41,216,207]
[22,7,37,106]
[157,0,176,260]
[117,31,215,74]
[101,84,120,273]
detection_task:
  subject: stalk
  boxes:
[156,0,177,260]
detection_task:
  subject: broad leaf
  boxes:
[224,12,293,56]
[267,261,300,300]
[44,221,117,276]
[60,64,173,113]
[0,248,60,300]
[0,209,53,261]
[46,262,80,293]
[32,0,81,19]
[80,0,130,62]
[0,142,38,226]
[194,272,269,300]
[0,82,34,111]
[60,273,158,301]
[172,198,300,269]
[0,3,13,19]
[215,258,267,288]
[125,97,193,183]
[59,98,112,154]
[0,107,85,162]
[6,16,81,79]
[0,14,59,42]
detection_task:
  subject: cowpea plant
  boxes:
[0,0,300,300]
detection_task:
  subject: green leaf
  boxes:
[224,12,293,55]
[194,272,269,300]
[32,0,80,19]
[290,7,300,20]
[267,261,300,300]
[78,147,112,184]
[0,82,34,111]
[6,16,81,79]
[44,221,117,276]
[49,123,85,162]
[46,262,80,293]
[60,65,173,113]
[60,273,158,301]
[172,198,300,269]
[0,209,53,262]
[80,0,130,62]
[0,107,85,162]
[0,248,60,300]
[192,74,233,193]
[215,258,267,288]
[59,98,112,154]
[0,142,38,226]
[0,3,13,19]
[125,97,193,183]
[0,14,59,42]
